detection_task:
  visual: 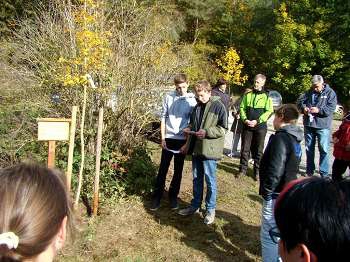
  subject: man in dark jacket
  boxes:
[259,104,303,262]
[297,75,337,177]
[211,77,230,113]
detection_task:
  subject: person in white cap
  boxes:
[297,75,337,177]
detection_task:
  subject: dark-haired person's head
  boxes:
[275,177,350,262]
[273,104,300,130]
[0,163,74,262]
[215,77,227,92]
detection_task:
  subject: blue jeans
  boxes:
[304,127,330,177]
[190,156,217,212]
[260,199,281,262]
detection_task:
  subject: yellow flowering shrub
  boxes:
[57,0,111,89]
[216,47,247,86]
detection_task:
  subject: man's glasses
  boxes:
[269,227,281,244]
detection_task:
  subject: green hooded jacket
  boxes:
[240,90,273,129]
[188,96,228,159]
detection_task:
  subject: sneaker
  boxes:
[170,198,179,210]
[149,199,160,211]
[204,210,215,225]
[227,152,240,158]
[178,206,199,216]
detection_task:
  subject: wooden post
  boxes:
[66,106,78,190]
[93,108,104,216]
[48,140,56,168]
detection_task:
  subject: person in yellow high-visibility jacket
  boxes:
[238,74,274,180]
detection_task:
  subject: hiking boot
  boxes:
[170,198,179,210]
[178,206,199,216]
[149,199,161,211]
[232,151,241,158]
[204,210,215,225]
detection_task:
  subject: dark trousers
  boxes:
[332,158,350,181]
[240,127,267,174]
[153,139,186,201]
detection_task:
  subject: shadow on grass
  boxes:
[144,195,260,262]
[217,160,240,174]
[217,161,257,182]
[247,194,263,205]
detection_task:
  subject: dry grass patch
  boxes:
[59,143,262,261]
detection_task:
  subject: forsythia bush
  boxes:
[216,47,248,86]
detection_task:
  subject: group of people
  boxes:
[149,72,350,261]
[230,73,349,182]
[150,74,228,226]
[0,73,349,261]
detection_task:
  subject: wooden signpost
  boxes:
[37,104,104,215]
[37,106,78,190]
[37,118,71,168]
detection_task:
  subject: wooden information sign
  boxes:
[37,118,71,141]
[37,118,71,168]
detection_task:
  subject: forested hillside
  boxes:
[1,0,349,101]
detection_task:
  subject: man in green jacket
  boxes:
[178,80,228,225]
[238,74,273,180]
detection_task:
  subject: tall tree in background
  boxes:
[208,0,276,79]
[271,1,345,101]
[175,0,227,44]
[177,0,277,88]
[322,0,350,104]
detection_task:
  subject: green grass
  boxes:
[59,142,262,262]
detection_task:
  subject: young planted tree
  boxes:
[56,0,111,208]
